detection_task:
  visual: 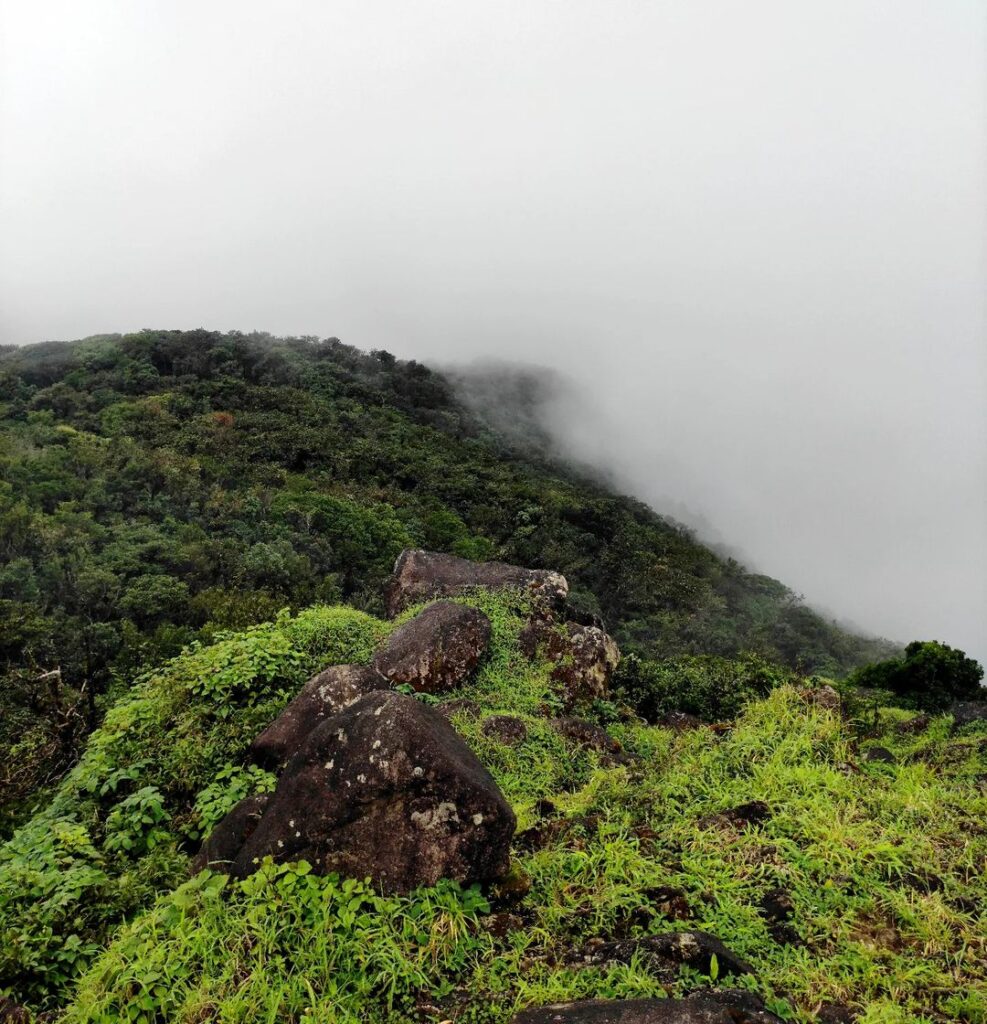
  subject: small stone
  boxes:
[481,715,528,746]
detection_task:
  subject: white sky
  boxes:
[1,1,985,659]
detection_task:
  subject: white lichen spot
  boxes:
[357,773,367,783]
[374,705,384,716]
[413,766,424,777]
[336,728,347,743]
[289,820,295,829]
[324,759,335,770]
[372,739,381,749]
[410,802,460,831]
[277,840,284,848]
[472,813,484,826]
[295,831,301,838]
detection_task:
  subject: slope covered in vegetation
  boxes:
[0,589,982,1024]
[0,330,895,824]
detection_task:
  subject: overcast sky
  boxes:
[1,1,985,659]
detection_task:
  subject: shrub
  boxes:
[847,640,983,712]
[614,652,789,722]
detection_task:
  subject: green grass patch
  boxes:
[1,595,984,1023]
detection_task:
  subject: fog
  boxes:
[1,1,985,659]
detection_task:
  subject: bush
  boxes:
[847,640,984,712]
[614,652,789,722]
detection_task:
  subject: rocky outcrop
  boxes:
[384,549,569,617]
[249,665,382,769]
[214,691,515,892]
[372,601,491,694]
[512,991,782,1024]
[520,619,620,706]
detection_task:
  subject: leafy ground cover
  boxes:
[0,592,982,1023]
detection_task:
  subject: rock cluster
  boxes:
[201,548,619,892]
[193,549,760,1018]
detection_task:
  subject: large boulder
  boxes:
[521,619,620,705]
[249,664,383,769]
[226,691,516,892]
[384,549,569,617]
[512,991,783,1024]
[372,601,491,694]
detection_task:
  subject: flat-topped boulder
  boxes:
[249,664,382,769]
[373,601,491,694]
[512,991,782,1024]
[223,691,515,892]
[384,549,569,617]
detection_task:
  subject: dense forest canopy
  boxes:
[0,330,896,824]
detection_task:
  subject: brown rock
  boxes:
[193,793,270,872]
[551,717,630,764]
[655,711,704,732]
[0,998,31,1024]
[571,930,754,980]
[800,685,842,711]
[522,619,620,705]
[512,991,782,1024]
[248,664,383,769]
[372,601,491,694]
[228,691,516,892]
[384,548,568,618]
[482,715,528,746]
[699,800,772,830]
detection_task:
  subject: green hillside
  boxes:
[0,590,982,1023]
[0,330,894,824]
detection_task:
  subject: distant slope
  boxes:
[0,330,895,819]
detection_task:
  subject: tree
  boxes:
[848,640,984,711]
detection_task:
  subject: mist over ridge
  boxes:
[1,0,984,659]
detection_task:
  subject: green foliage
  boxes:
[103,786,170,855]
[848,640,984,712]
[0,604,388,1007]
[189,764,277,841]
[614,651,790,722]
[0,330,894,822]
[66,865,491,1024]
[0,593,983,1022]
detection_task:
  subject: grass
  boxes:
[2,592,985,1022]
